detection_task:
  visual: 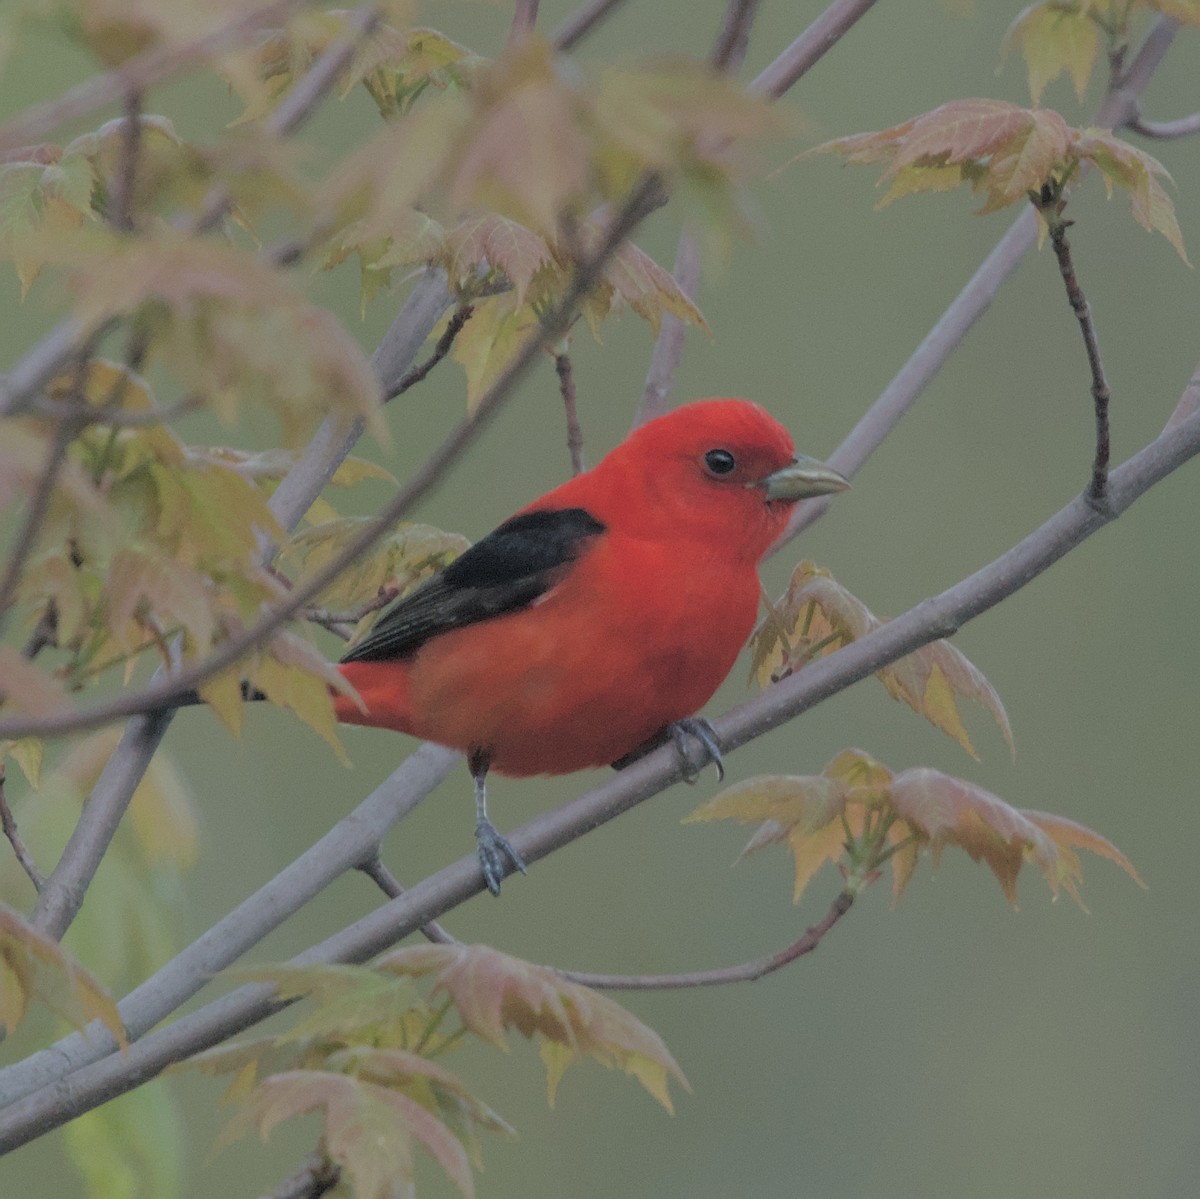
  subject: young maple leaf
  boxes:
[751,561,1013,759]
[447,37,591,236]
[216,1070,476,1199]
[690,750,1142,909]
[377,943,689,1110]
[0,901,125,1042]
[887,767,1144,907]
[1002,2,1102,104]
[444,212,554,306]
[804,96,1188,259]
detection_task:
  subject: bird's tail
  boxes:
[332,660,416,734]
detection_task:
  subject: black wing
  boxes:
[339,507,606,663]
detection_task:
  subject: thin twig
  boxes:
[712,0,762,72]
[0,176,665,742]
[107,91,144,233]
[9,396,1200,1152]
[551,0,628,51]
[3,396,1199,1141]
[0,767,45,893]
[29,393,205,427]
[749,0,880,98]
[22,605,58,660]
[0,404,80,640]
[302,586,398,640]
[267,1152,340,1199]
[1046,214,1111,506]
[356,853,456,944]
[774,14,1180,549]
[557,891,853,990]
[507,0,540,46]
[0,0,318,156]
[1126,108,1200,140]
[385,304,474,401]
[554,351,585,474]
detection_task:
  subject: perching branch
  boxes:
[2,393,1198,1146]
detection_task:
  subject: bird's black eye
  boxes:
[704,448,737,476]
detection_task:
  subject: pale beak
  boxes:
[755,454,850,502]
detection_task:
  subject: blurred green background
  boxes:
[2,2,1199,1196]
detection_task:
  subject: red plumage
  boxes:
[333,399,844,777]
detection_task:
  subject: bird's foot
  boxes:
[612,719,725,781]
[475,818,527,897]
[668,718,725,783]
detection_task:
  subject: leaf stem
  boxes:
[1042,207,1112,506]
[0,767,45,893]
[552,890,854,990]
[554,351,585,475]
[385,304,474,402]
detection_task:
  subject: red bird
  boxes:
[332,399,848,893]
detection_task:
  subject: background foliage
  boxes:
[1,2,1198,1197]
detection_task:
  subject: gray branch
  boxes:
[2,396,1198,1150]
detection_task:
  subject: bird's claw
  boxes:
[475,818,527,897]
[668,718,725,783]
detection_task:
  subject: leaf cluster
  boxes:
[183,945,687,1198]
[688,748,1143,908]
[1003,2,1200,106]
[807,97,1186,259]
[751,561,1013,759]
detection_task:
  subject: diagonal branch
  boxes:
[0,0,320,156]
[551,0,629,51]
[0,175,664,746]
[636,0,878,427]
[2,393,1198,1146]
[774,13,1180,548]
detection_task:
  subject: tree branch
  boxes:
[0,0,320,157]
[0,409,77,640]
[554,351,585,474]
[711,0,762,72]
[1047,214,1111,505]
[25,271,455,940]
[749,0,880,99]
[3,395,1197,1147]
[1126,109,1200,139]
[106,91,143,234]
[551,0,628,52]
[556,890,853,990]
[384,303,474,402]
[0,175,665,743]
[774,13,1180,547]
[0,766,45,893]
[507,0,540,47]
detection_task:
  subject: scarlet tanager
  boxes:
[331,399,848,893]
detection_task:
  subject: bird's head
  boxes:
[596,399,848,560]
